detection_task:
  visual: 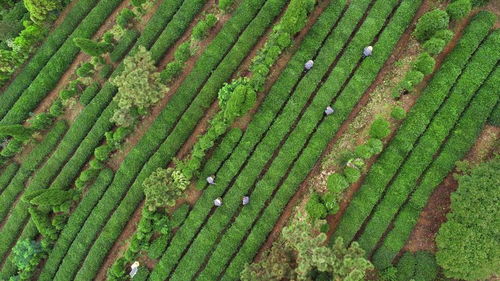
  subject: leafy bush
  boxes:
[413,9,449,42]
[160,60,183,84]
[143,168,189,210]
[29,113,53,130]
[413,52,435,75]
[73,37,113,57]
[391,106,406,120]
[192,13,218,40]
[174,41,192,62]
[446,0,472,20]
[219,0,234,11]
[367,138,383,154]
[423,37,446,56]
[344,167,361,184]
[117,8,135,28]
[369,117,390,139]
[355,144,373,159]
[306,193,327,219]
[327,173,349,194]
[76,62,94,77]
[434,29,454,43]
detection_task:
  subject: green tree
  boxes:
[73,37,113,57]
[391,106,406,120]
[436,157,500,280]
[11,239,44,274]
[143,168,189,211]
[23,0,61,23]
[413,9,449,42]
[111,46,167,126]
[241,240,295,281]
[282,217,373,280]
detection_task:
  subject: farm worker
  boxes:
[242,196,250,205]
[206,175,215,185]
[324,106,334,116]
[362,46,373,58]
[214,197,223,207]
[304,60,314,70]
[129,261,140,278]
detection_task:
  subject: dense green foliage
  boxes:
[110,46,167,127]
[446,0,472,20]
[436,157,500,280]
[413,9,449,42]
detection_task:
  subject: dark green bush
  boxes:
[76,62,94,77]
[327,173,349,194]
[391,106,406,120]
[344,167,361,184]
[413,53,435,75]
[117,8,136,28]
[367,138,383,154]
[49,99,64,116]
[74,37,113,57]
[447,0,472,20]
[192,14,218,40]
[413,9,449,42]
[369,117,390,139]
[423,38,446,56]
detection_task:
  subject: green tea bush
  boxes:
[413,52,435,75]
[446,0,472,21]
[391,106,406,120]
[369,117,390,139]
[413,9,449,42]
[423,37,446,56]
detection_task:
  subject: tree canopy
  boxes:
[436,157,500,280]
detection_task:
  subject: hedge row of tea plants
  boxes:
[332,11,496,246]
[372,66,500,269]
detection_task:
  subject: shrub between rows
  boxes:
[355,30,499,254]
[37,169,114,281]
[332,11,496,244]
[0,0,125,125]
[0,163,19,193]
[220,1,422,279]
[0,121,68,261]
[372,67,500,269]
[0,219,38,278]
[165,0,400,279]
[79,0,289,278]
[0,0,101,120]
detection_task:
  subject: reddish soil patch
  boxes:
[403,174,457,253]
[94,202,145,281]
